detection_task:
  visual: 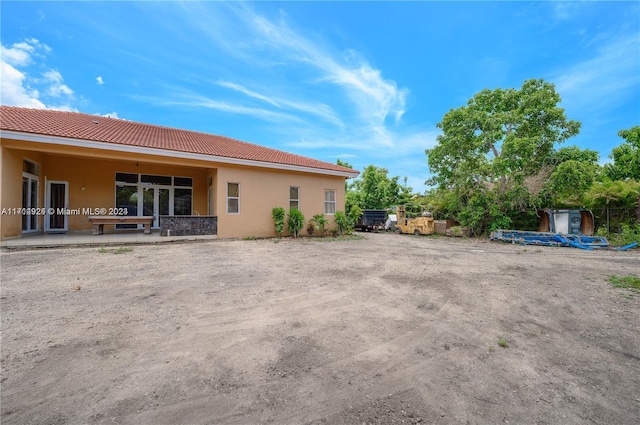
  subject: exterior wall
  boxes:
[216,164,346,239]
[1,137,349,240]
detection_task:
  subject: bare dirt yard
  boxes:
[1,233,639,425]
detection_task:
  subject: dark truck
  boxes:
[355,209,387,232]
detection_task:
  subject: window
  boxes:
[324,190,336,215]
[114,173,194,228]
[174,188,192,215]
[116,172,138,184]
[289,186,299,210]
[227,183,240,214]
[141,174,171,185]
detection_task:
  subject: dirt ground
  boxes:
[1,233,639,425]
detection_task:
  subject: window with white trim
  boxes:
[324,189,336,215]
[289,186,299,210]
[227,183,240,214]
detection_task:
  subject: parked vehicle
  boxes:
[394,204,435,235]
[355,209,387,232]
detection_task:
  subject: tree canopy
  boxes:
[425,79,582,233]
[426,79,580,191]
[341,164,416,219]
[605,126,640,181]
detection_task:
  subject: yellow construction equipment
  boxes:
[394,205,435,236]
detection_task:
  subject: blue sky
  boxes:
[2,1,638,193]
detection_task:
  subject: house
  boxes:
[0,106,358,240]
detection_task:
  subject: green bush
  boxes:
[287,208,305,238]
[310,213,330,236]
[597,223,640,247]
[334,211,349,235]
[272,207,286,236]
[347,205,362,228]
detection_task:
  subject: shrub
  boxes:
[272,207,286,236]
[334,211,349,235]
[347,205,362,230]
[287,208,305,238]
[310,213,330,236]
[306,222,315,236]
[596,223,640,247]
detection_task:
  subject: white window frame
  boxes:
[324,189,336,215]
[289,186,300,210]
[227,182,240,215]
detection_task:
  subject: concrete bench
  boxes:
[88,216,154,235]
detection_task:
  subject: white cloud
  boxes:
[96,76,104,85]
[145,92,303,124]
[0,60,46,109]
[184,5,408,148]
[245,11,408,141]
[42,70,74,97]
[552,34,640,114]
[217,80,344,128]
[0,38,75,110]
[159,4,430,190]
[551,1,583,21]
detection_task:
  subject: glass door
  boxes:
[22,176,38,232]
[143,186,171,228]
[46,181,68,232]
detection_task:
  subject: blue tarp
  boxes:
[490,230,637,251]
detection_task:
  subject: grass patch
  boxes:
[98,246,133,254]
[312,234,364,242]
[608,275,640,293]
[498,338,509,348]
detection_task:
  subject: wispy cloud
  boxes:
[96,76,104,85]
[173,3,410,150]
[217,80,344,128]
[243,9,408,143]
[0,38,75,110]
[139,91,304,124]
[551,1,586,22]
[551,34,639,115]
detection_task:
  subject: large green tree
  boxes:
[604,126,640,181]
[344,165,416,216]
[351,165,403,209]
[425,79,581,233]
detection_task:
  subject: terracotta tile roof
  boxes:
[0,106,358,176]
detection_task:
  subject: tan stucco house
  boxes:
[0,106,358,240]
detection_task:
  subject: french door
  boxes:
[45,181,69,232]
[142,186,170,228]
[21,174,38,232]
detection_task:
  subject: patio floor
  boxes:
[1,230,217,249]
